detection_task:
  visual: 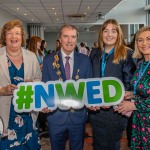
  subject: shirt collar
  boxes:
[61,50,74,61]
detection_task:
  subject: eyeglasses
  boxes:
[136,37,150,44]
[6,32,22,37]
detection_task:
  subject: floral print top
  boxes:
[0,56,41,150]
[131,60,150,150]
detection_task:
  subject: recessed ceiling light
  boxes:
[24,13,27,15]
[57,18,59,20]
[17,8,19,10]
[84,13,86,15]
[87,7,90,9]
[32,19,34,21]
[54,12,57,15]
[52,8,55,10]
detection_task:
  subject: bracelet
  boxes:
[131,99,135,102]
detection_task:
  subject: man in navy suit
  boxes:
[42,24,92,150]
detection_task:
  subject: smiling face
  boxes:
[5,26,22,51]
[137,31,150,60]
[102,23,118,49]
[59,27,77,55]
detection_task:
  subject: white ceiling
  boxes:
[0,0,123,32]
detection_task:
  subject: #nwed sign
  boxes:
[13,77,125,112]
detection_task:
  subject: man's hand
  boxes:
[41,107,52,113]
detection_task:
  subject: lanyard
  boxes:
[133,61,150,94]
[101,48,114,77]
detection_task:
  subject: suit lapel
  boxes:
[93,50,102,77]
[0,47,11,82]
[72,52,80,80]
[95,54,101,76]
[58,51,66,80]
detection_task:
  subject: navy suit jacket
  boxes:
[42,51,92,125]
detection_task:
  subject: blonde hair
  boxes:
[133,26,150,59]
[28,36,43,56]
[98,19,127,64]
[0,19,26,47]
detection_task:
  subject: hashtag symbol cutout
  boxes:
[16,85,34,110]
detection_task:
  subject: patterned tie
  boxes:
[65,56,70,80]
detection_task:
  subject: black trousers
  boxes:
[89,108,128,150]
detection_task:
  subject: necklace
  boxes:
[6,50,22,58]
[133,61,150,94]
[101,47,114,77]
[52,52,80,81]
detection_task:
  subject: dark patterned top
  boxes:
[131,60,150,149]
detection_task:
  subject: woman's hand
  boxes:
[115,101,136,115]
[25,79,33,82]
[101,106,110,109]
[87,105,111,111]
[87,106,100,111]
[0,84,18,96]
[124,91,134,100]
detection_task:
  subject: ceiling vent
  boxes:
[68,14,85,18]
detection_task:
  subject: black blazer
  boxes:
[90,48,136,91]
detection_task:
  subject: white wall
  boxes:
[44,32,58,51]
[0,9,27,35]
[78,32,98,49]
[97,0,146,24]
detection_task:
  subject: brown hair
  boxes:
[0,19,26,47]
[28,36,43,56]
[98,19,127,64]
[133,26,150,59]
[58,24,79,39]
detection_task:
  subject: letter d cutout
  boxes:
[102,77,124,105]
